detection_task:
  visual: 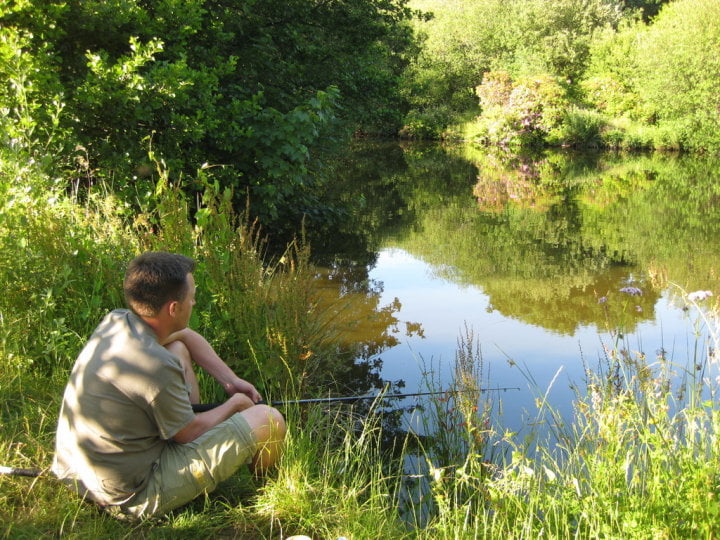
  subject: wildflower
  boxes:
[598,296,608,304]
[687,290,713,302]
[619,286,642,296]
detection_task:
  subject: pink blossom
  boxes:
[620,286,642,296]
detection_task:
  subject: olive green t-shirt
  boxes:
[52,309,195,505]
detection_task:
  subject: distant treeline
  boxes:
[402,0,720,153]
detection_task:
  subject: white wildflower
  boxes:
[687,290,713,302]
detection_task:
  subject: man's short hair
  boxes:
[123,252,196,317]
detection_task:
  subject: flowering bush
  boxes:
[472,71,569,147]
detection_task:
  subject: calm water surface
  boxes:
[312,142,720,436]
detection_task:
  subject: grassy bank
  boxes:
[3,156,720,538]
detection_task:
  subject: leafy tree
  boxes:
[581,23,644,120]
[510,0,625,85]
[634,0,720,150]
[0,0,417,226]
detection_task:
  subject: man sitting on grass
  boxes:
[52,251,286,520]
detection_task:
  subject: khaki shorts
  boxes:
[110,413,257,520]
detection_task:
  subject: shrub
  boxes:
[634,0,720,151]
[549,107,607,147]
[582,22,644,120]
[473,71,570,147]
[400,106,453,140]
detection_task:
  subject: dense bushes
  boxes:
[472,71,569,147]
[404,0,720,153]
[0,0,417,227]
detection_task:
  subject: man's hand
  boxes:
[173,393,255,443]
[224,377,262,403]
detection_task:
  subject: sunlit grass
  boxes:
[4,152,720,538]
[249,404,409,539]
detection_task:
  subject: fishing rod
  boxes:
[0,466,42,477]
[191,386,520,412]
[2,388,520,477]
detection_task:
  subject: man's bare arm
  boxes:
[164,328,262,402]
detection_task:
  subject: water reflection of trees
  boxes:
[312,260,425,396]
[309,259,428,449]
[302,142,466,400]
[323,142,720,336]
[406,148,720,334]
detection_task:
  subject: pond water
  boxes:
[309,142,720,438]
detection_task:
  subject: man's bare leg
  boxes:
[240,405,286,474]
[165,340,286,471]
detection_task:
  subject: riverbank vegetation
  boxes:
[3,168,720,537]
[4,0,720,537]
[402,0,720,152]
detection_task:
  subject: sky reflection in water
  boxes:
[369,247,714,436]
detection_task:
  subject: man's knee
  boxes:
[240,405,285,472]
[242,404,286,442]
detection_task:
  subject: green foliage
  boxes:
[582,22,645,120]
[0,26,69,167]
[0,171,137,374]
[1,0,417,226]
[549,106,606,147]
[253,405,409,538]
[402,0,626,139]
[580,0,720,151]
[633,0,720,151]
[620,0,670,21]
[510,0,625,83]
[406,0,720,151]
[402,0,513,117]
[399,106,453,140]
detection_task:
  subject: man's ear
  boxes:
[166,300,179,318]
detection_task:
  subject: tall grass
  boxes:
[414,294,720,539]
[0,147,358,536]
[4,143,720,536]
